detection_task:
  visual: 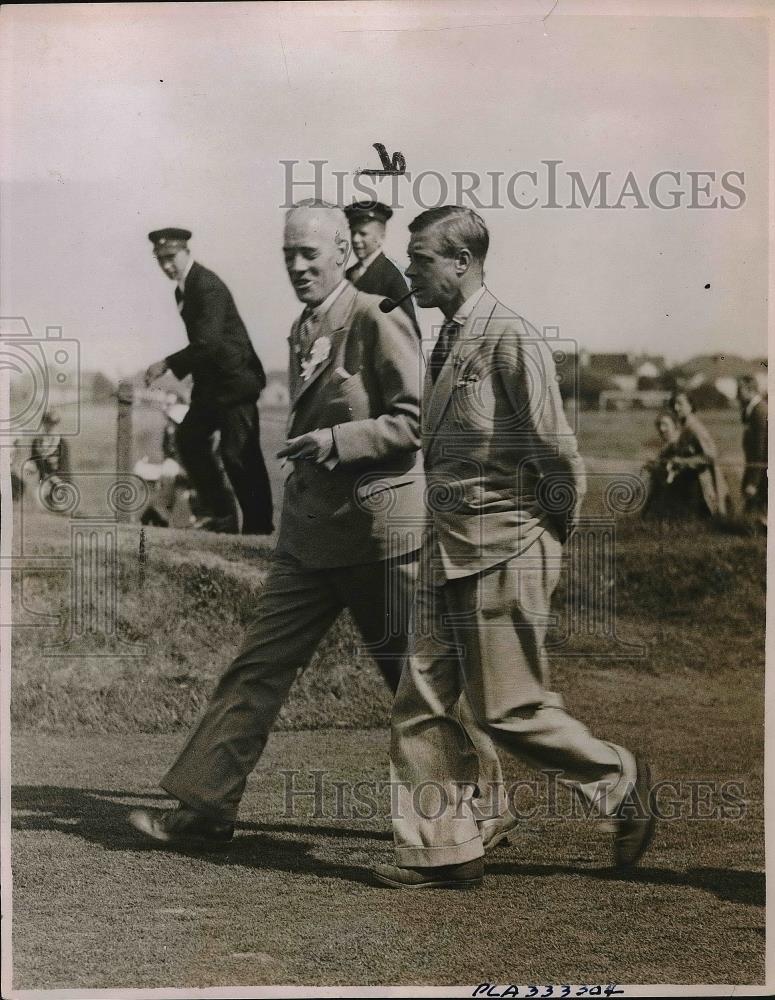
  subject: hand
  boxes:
[277,429,335,463]
[144,360,168,385]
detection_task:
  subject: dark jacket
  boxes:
[346,252,419,334]
[742,397,768,500]
[165,261,266,407]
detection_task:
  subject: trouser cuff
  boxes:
[395,834,484,869]
[160,773,237,823]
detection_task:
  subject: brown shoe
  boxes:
[128,805,234,847]
[373,857,483,890]
[612,756,656,868]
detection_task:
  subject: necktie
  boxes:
[429,319,459,384]
[299,308,319,355]
[175,287,184,312]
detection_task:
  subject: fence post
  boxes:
[116,380,134,523]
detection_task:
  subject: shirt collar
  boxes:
[451,284,487,329]
[306,279,349,322]
[744,394,762,419]
[178,256,195,291]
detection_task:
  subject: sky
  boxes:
[1,1,770,381]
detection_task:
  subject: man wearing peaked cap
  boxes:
[144,227,274,534]
[344,201,419,334]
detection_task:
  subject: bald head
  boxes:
[283,201,350,306]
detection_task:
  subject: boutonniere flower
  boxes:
[455,371,480,389]
[300,335,332,381]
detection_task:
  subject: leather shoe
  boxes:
[128,805,234,847]
[373,857,483,890]
[479,811,522,853]
[611,755,656,868]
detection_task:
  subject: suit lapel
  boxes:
[424,289,497,441]
[290,282,357,413]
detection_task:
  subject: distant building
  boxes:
[677,354,767,401]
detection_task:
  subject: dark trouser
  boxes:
[176,401,274,534]
[161,551,417,820]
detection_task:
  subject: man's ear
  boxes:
[336,239,350,264]
[455,248,473,275]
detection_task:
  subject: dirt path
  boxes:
[10,701,765,990]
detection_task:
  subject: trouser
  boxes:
[176,401,274,534]
[391,530,636,867]
[162,550,503,822]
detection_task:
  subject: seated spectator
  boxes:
[31,410,70,481]
[666,391,729,520]
[29,410,71,510]
[642,411,682,519]
[136,396,193,527]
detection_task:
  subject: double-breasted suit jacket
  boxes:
[277,281,424,568]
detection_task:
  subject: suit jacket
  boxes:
[742,397,768,498]
[346,253,419,333]
[165,262,266,408]
[275,282,424,568]
[422,288,586,580]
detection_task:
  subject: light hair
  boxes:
[285,199,349,250]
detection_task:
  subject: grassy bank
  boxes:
[11,510,766,734]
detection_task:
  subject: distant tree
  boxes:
[688,382,730,410]
[576,368,617,409]
[91,371,115,402]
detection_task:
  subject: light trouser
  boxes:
[391,530,636,868]
[162,549,503,822]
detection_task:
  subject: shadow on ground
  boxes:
[12,783,764,906]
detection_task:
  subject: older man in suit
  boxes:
[145,228,273,535]
[738,374,768,529]
[374,206,655,890]
[128,201,502,847]
[345,201,419,334]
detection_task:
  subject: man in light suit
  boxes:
[128,201,501,847]
[737,375,767,530]
[144,228,273,535]
[374,206,655,889]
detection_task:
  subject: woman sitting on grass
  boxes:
[642,410,683,519]
[662,391,729,520]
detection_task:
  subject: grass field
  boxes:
[12,399,751,521]
[8,402,767,989]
